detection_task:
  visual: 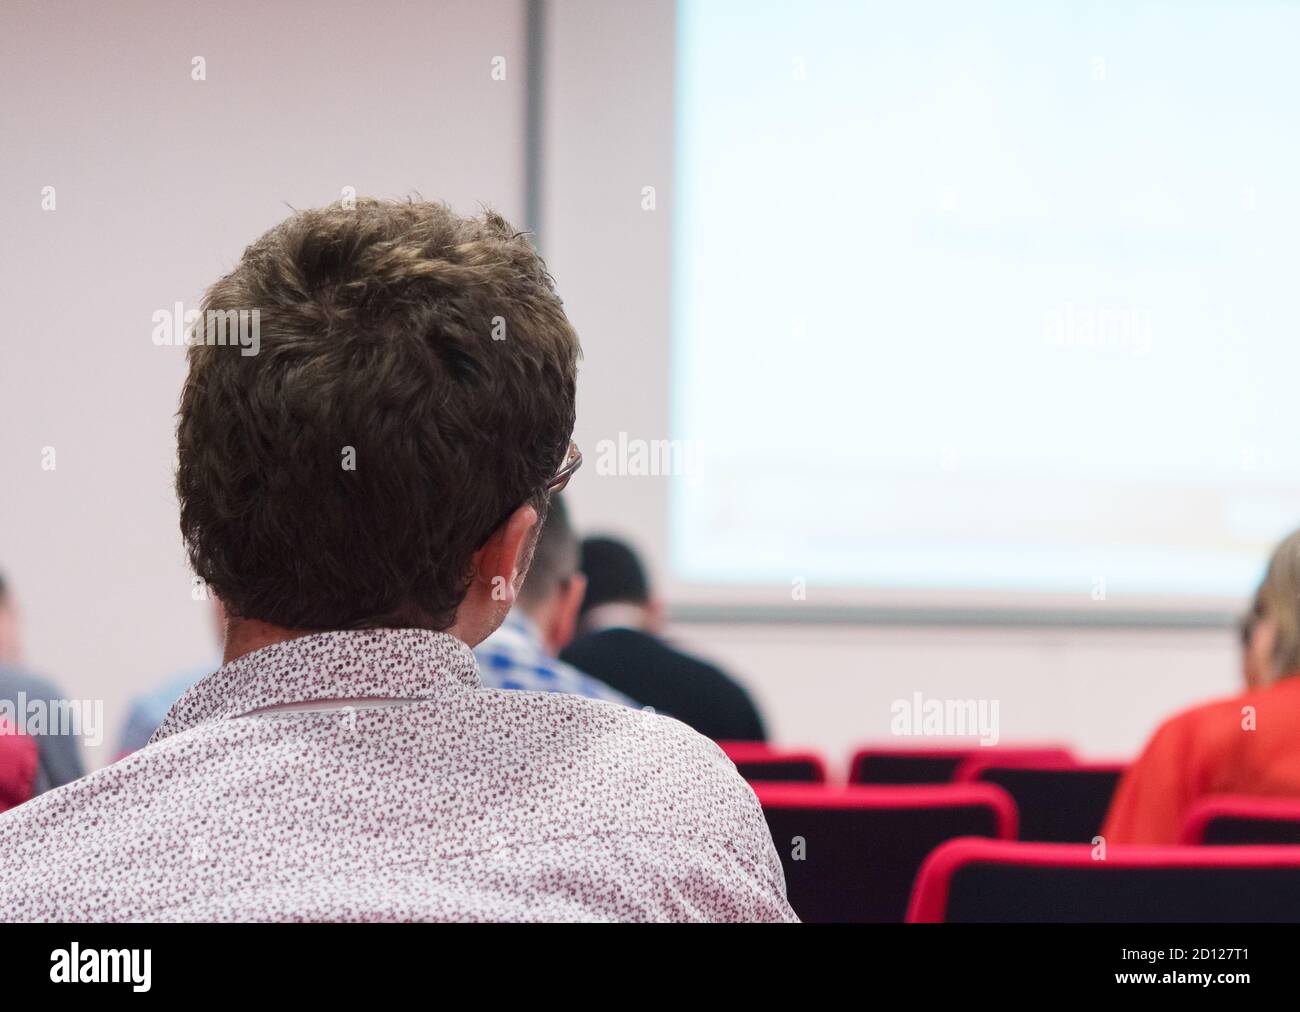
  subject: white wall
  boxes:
[542,0,1241,767]
[673,623,1235,773]
[0,0,528,768]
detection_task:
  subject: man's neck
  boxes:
[222,617,314,665]
[502,606,557,654]
[223,614,482,666]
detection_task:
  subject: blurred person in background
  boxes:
[561,537,767,742]
[0,717,38,813]
[0,572,85,791]
[1103,528,1300,844]
[115,597,224,757]
[475,496,638,707]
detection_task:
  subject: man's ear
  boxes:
[472,504,540,608]
[644,595,667,635]
[550,572,587,653]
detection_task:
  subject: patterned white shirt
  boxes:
[0,629,796,922]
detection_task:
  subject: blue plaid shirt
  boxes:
[475,611,638,707]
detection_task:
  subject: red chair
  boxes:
[755,783,1016,922]
[908,838,1300,922]
[955,759,1127,842]
[716,741,827,783]
[1182,797,1300,845]
[848,744,1074,784]
[0,721,38,813]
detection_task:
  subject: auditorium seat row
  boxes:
[719,740,1089,785]
[850,745,1077,785]
[756,782,1014,922]
[908,838,1300,922]
[719,741,1125,843]
[757,782,1300,923]
[723,743,1300,922]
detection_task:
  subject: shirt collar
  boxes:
[150,628,481,743]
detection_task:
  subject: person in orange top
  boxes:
[1103,531,1300,845]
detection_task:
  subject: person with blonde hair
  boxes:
[1103,529,1300,844]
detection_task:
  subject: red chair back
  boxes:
[955,760,1127,842]
[848,744,1074,784]
[909,838,1300,922]
[1182,796,1300,845]
[716,741,827,783]
[756,783,1016,922]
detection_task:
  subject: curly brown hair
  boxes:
[176,198,579,631]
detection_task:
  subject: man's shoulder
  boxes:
[579,627,714,666]
[0,761,110,909]
[662,640,736,686]
[569,626,653,654]
[479,692,792,920]
[603,629,738,691]
[0,693,790,921]
[471,686,762,821]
